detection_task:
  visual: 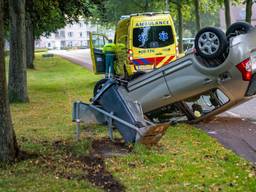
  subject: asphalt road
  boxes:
[53,49,256,164]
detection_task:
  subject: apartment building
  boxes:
[36,20,114,49]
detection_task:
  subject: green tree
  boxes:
[8,0,29,102]
[224,0,231,27]
[169,0,189,53]
[0,0,18,163]
[102,0,163,23]
[176,0,184,53]
[7,0,95,103]
[25,0,94,69]
[194,0,200,31]
[25,0,35,69]
[245,0,254,23]
[165,0,170,11]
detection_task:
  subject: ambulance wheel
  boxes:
[93,78,108,97]
[226,22,253,40]
[195,27,228,60]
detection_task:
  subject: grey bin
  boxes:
[94,49,106,73]
[97,83,146,143]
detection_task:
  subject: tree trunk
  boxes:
[8,0,29,103]
[224,0,231,28]
[26,13,35,69]
[144,0,149,12]
[165,0,169,11]
[245,0,253,23]
[194,0,201,32]
[177,2,183,53]
[0,0,19,163]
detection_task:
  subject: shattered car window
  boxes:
[184,89,229,118]
[133,26,174,48]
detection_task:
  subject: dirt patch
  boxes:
[79,155,125,192]
[91,138,132,157]
[16,150,39,162]
[27,138,127,192]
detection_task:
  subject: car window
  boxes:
[184,89,229,118]
[133,26,174,48]
[92,35,107,49]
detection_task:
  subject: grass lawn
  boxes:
[0,53,255,192]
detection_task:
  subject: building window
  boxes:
[61,41,65,48]
[80,32,83,37]
[79,22,83,28]
[68,41,73,47]
[68,32,73,37]
[60,31,65,38]
[55,32,59,38]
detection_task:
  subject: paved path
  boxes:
[49,49,93,71]
[197,98,256,164]
[228,98,256,122]
[197,115,256,164]
[52,49,256,164]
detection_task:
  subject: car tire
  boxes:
[195,27,228,60]
[93,78,108,97]
[226,22,253,40]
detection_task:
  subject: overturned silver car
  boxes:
[73,23,256,145]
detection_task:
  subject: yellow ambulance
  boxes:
[90,12,179,78]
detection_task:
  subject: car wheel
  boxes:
[93,78,108,97]
[226,22,253,40]
[195,27,228,60]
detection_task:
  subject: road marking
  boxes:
[226,111,241,118]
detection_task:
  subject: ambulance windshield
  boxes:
[133,26,174,48]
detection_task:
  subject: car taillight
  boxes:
[128,49,133,63]
[236,58,252,81]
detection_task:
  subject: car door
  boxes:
[89,33,109,74]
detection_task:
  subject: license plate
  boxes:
[137,65,153,71]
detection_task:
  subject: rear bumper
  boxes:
[245,74,256,96]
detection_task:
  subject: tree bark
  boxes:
[177,1,183,53]
[194,0,201,32]
[245,0,253,23]
[8,0,29,103]
[0,0,19,163]
[224,0,231,28]
[26,12,35,69]
[165,0,169,11]
[144,0,149,12]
